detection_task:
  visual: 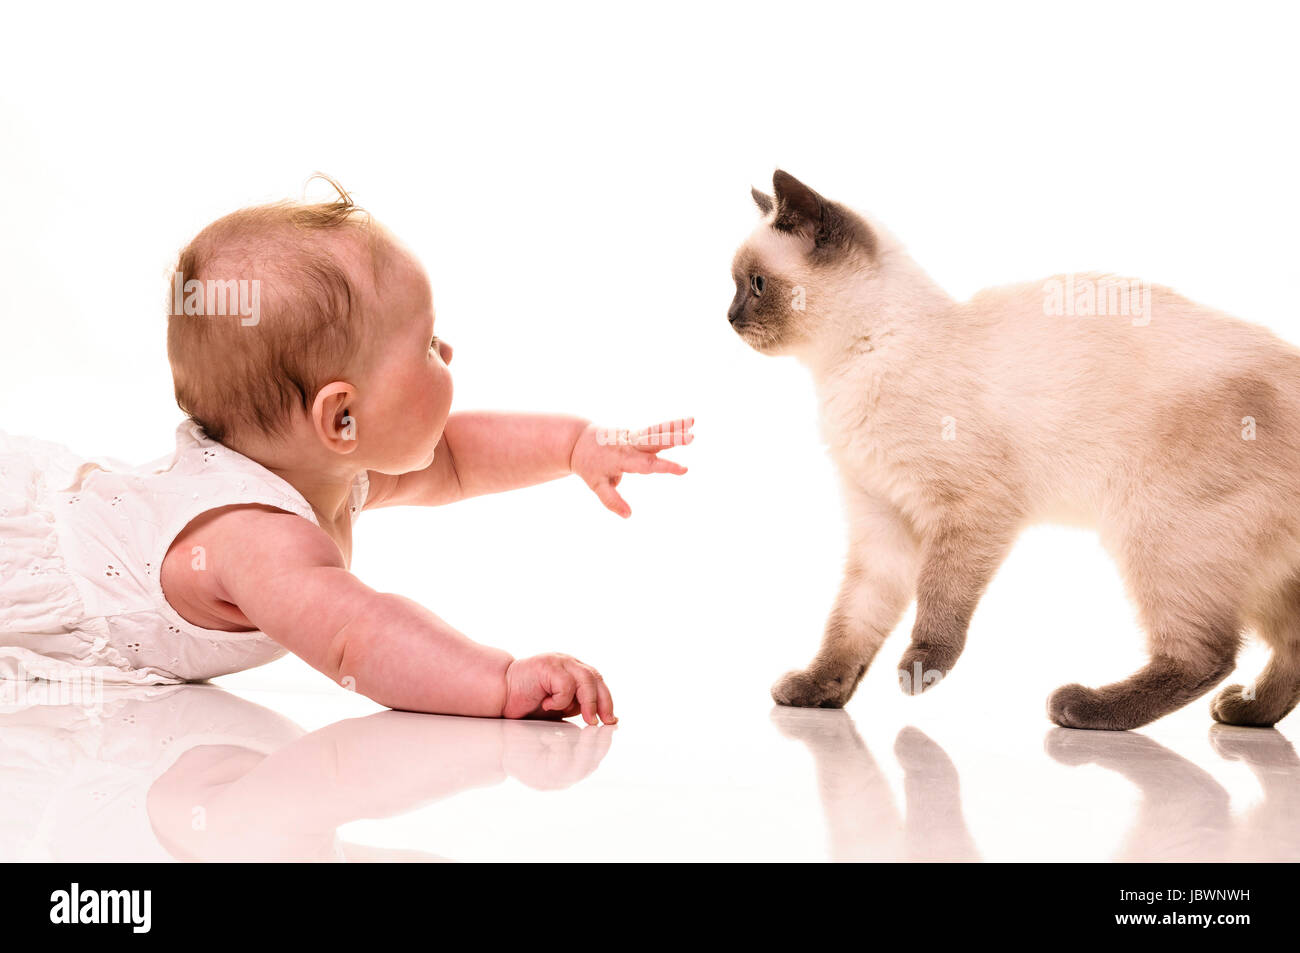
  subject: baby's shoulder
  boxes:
[160,504,343,629]
[166,503,341,572]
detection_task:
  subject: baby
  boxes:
[0,181,691,725]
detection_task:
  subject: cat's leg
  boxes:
[895,518,1018,695]
[1049,575,1239,730]
[1212,658,1300,726]
[1212,581,1300,727]
[1050,651,1238,731]
[1050,510,1247,729]
[772,493,918,709]
[1212,655,1300,726]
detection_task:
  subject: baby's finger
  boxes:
[631,417,694,452]
[648,457,687,476]
[530,707,569,721]
[546,699,582,719]
[593,478,631,518]
[621,452,658,475]
[593,672,617,724]
[565,663,601,726]
[543,670,576,713]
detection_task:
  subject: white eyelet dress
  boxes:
[0,420,368,685]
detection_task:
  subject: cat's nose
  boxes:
[727,304,743,325]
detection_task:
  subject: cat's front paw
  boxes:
[896,642,959,696]
[771,665,863,709]
[1209,683,1277,727]
[1048,683,1142,731]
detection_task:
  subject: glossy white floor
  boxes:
[3,653,1295,863]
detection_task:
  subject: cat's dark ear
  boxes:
[771,169,876,258]
[772,170,822,231]
[751,187,774,215]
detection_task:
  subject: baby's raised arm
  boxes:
[365,411,693,516]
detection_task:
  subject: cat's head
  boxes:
[728,170,878,356]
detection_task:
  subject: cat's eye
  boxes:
[750,275,766,297]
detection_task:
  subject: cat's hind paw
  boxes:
[1049,684,1103,729]
[1210,683,1278,727]
[1047,683,1143,731]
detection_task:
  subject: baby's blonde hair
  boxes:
[167,176,383,445]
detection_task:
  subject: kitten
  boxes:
[729,170,1300,729]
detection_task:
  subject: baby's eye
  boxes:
[750,275,766,297]
[429,335,439,350]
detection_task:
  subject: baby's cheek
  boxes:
[421,369,453,444]
[434,368,453,418]
[441,367,454,409]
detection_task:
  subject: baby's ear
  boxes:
[770,169,876,257]
[751,186,774,215]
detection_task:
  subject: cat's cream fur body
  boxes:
[731,171,1300,728]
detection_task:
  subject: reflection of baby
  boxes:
[0,180,691,724]
[0,683,611,861]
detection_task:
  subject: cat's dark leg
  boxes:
[1049,573,1240,729]
[1212,655,1300,726]
[896,520,1017,695]
[1051,523,1243,729]
[1049,649,1237,730]
[1212,584,1300,726]
[772,494,917,709]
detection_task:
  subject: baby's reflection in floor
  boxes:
[0,682,614,862]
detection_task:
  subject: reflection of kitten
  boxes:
[730,170,1300,729]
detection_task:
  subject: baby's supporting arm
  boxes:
[198,505,616,723]
[211,506,513,715]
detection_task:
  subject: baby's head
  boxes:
[167,179,453,474]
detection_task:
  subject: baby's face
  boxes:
[357,235,454,474]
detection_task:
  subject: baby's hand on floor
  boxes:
[502,653,617,725]
[569,417,694,518]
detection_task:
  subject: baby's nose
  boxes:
[440,340,454,364]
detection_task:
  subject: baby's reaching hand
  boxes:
[569,417,694,518]
[503,653,617,725]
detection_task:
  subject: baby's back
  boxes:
[0,421,344,684]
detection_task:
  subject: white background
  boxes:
[3,1,1298,757]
